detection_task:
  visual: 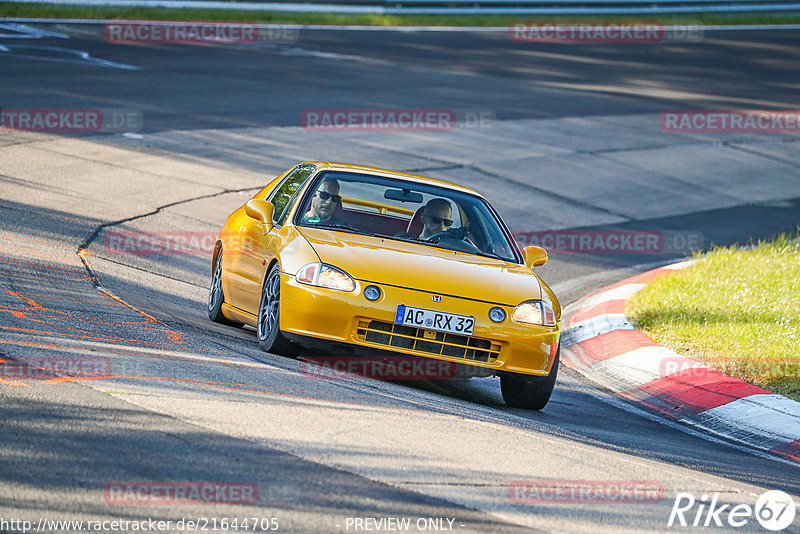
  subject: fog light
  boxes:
[364,285,382,301]
[489,307,506,323]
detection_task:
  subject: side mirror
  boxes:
[245,199,275,233]
[522,245,548,268]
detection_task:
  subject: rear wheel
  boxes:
[500,346,559,410]
[208,249,242,327]
[257,264,295,355]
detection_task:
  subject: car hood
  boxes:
[298,227,542,306]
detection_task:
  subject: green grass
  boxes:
[626,231,800,402]
[3,3,800,26]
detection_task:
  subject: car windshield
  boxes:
[295,171,521,263]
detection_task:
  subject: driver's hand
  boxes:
[448,226,470,239]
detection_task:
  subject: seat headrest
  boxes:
[406,206,426,235]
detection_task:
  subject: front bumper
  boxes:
[279,272,560,377]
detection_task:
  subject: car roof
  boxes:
[304,161,485,198]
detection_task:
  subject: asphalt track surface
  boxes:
[2,23,800,533]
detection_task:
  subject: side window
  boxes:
[269,165,315,225]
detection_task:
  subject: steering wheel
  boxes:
[426,228,480,252]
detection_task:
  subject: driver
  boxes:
[419,198,453,240]
[302,178,346,226]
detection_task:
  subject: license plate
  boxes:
[395,305,475,336]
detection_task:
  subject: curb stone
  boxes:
[561,259,800,463]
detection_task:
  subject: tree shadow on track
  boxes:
[0,394,541,533]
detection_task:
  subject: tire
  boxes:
[500,346,559,410]
[208,249,243,327]
[256,264,295,355]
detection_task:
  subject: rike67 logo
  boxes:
[668,490,796,531]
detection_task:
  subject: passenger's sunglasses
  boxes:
[428,216,453,227]
[316,191,342,203]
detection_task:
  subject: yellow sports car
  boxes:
[208,162,561,409]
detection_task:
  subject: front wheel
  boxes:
[257,264,295,355]
[500,346,559,410]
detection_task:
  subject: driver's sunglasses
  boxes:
[428,216,453,227]
[316,191,342,203]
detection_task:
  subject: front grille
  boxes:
[356,320,501,363]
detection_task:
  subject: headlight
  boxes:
[296,263,356,292]
[512,300,556,327]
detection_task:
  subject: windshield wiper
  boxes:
[471,250,509,261]
[307,226,510,261]
[314,223,359,233]
[311,224,400,241]
[386,234,425,244]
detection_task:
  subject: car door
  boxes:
[228,164,316,314]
